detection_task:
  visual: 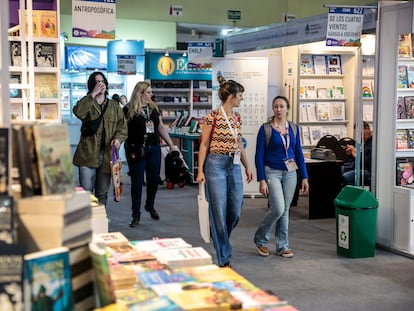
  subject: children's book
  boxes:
[23,246,74,311]
[316,102,331,121]
[396,129,409,150]
[396,158,414,186]
[304,85,317,99]
[398,33,412,58]
[32,124,74,195]
[129,237,192,253]
[330,85,345,99]
[326,55,342,75]
[398,65,408,89]
[34,42,55,67]
[407,65,414,88]
[306,102,317,122]
[362,80,374,98]
[316,87,330,99]
[300,54,314,74]
[300,126,311,145]
[34,73,58,98]
[38,10,58,38]
[404,96,414,119]
[330,102,346,121]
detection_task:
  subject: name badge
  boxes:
[146,120,154,133]
[233,149,241,165]
[284,157,298,172]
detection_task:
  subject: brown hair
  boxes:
[217,77,244,101]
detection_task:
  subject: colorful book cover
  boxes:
[404,96,414,119]
[397,65,408,89]
[398,33,412,58]
[304,85,317,99]
[129,237,192,253]
[38,10,58,38]
[89,240,116,307]
[23,246,74,311]
[96,232,129,247]
[330,85,345,99]
[300,55,314,74]
[9,74,22,98]
[326,55,342,75]
[397,96,407,119]
[407,65,414,88]
[362,80,373,98]
[32,124,74,195]
[407,129,414,149]
[19,9,40,37]
[396,159,414,186]
[137,269,196,288]
[396,129,408,150]
[0,242,25,311]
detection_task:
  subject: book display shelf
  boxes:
[151,79,212,125]
[297,45,357,148]
[8,0,60,122]
[362,54,375,124]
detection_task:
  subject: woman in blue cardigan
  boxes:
[254,96,309,258]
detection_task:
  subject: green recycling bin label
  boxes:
[338,214,349,249]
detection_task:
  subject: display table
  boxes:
[305,158,344,219]
[169,131,200,183]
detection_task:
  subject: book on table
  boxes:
[0,242,25,310]
[23,246,74,311]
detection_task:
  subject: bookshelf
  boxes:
[297,47,357,148]
[8,0,60,122]
[151,79,212,125]
[362,54,375,124]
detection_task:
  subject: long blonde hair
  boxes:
[125,81,158,120]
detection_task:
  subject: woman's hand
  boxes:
[245,167,253,183]
[259,180,268,196]
[196,171,206,183]
[301,178,309,194]
[111,139,121,149]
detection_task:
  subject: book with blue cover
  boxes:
[23,246,74,311]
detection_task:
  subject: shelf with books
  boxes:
[7,1,60,122]
[298,49,357,147]
[151,79,212,126]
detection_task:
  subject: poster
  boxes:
[212,58,268,195]
[326,7,364,47]
[72,0,116,39]
[117,55,136,75]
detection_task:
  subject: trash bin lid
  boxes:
[334,185,378,209]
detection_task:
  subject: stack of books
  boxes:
[91,203,108,234]
[89,234,298,310]
[16,190,92,252]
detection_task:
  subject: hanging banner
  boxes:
[326,7,364,47]
[72,0,116,39]
[117,55,136,75]
[188,42,213,71]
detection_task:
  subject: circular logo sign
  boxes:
[157,56,175,76]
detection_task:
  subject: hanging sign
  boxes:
[72,0,116,39]
[117,55,136,75]
[326,7,364,47]
[188,42,213,72]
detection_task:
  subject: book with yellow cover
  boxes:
[34,73,58,98]
[38,10,58,38]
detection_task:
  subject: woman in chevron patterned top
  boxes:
[196,78,253,268]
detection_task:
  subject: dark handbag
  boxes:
[81,100,108,137]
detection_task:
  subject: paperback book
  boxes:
[404,96,414,119]
[396,129,409,150]
[312,55,327,74]
[95,232,129,247]
[316,102,331,121]
[300,54,314,74]
[362,80,374,98]
[398,65,408,89]
[23,246,74,311]
[326,55,342,75]
[0,242,25,311]
[32,124,74,195]
[398,33,412,58]
[34,42,55,67]
[407,65,414,88]
[396,158,414,186]
[330,102,345,121]
[34,73,58,98]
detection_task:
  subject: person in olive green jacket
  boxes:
[73,72,127,206]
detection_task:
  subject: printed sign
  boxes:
[326,7,364,47]
[117,55,136,75]
[188,42,213,71]
[169,5,183,16]
[72,0,116,39]
[338,214,349,249]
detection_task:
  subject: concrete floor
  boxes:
[105,177,414,311]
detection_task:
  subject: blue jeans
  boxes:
[129,145,161,218]
[254,167,297,254]
[204,153,243,266]
[342,169,371,186]
[78,150,111,206]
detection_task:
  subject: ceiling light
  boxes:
[164,50,169,56]
[182,52,187,57]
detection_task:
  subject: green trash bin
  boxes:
[334,185,378,258]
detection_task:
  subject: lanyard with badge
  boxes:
[221,106,241,165]
[280,122,298,172]
[142,106,154,133]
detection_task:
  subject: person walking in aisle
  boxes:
[196,78,253,267]
[123,81,178,227]
[73,71,127,206]
[254,96,309,258]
